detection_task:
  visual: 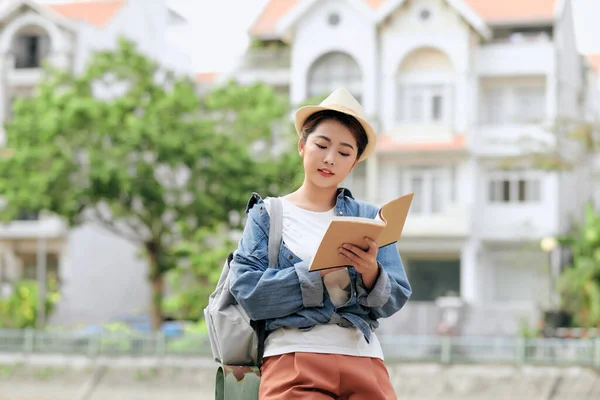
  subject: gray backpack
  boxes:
[204,198,283,366]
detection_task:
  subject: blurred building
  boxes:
[0,0,193,325]
[234,0,600,335]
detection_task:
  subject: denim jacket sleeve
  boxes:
[229,205,325,321]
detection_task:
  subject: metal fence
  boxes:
[0,329,212,358]
[379,335,600,367]
[1,329,599,367]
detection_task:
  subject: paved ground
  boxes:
[0,355,599,399]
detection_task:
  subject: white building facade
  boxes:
[0,0,193,326]
[237,0,599,335]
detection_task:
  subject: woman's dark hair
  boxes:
[301,110,368,160]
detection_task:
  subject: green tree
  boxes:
[0,38,276,330]
[557,203,600,327]
[162,81,303,321]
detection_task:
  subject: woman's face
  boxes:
[298,119,359,190]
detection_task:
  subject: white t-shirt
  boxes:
[262,197,383,360]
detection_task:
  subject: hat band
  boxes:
[326,104,365,121]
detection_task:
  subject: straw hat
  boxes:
[294,88,376,162]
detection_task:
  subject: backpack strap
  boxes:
[256,197,284,368]
[267,197,283,269]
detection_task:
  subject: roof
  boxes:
[195,72,217,84]
[465,0,556,23]
[250,0,558,37]
[587,55,600,74]
[47,0,125,28]
[250,0,300,37]
[363,0,387,9]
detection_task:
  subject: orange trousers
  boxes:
[259,353,397,399]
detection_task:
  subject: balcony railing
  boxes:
[239,48,291,70]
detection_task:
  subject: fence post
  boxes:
[440,336,452,364]
[87,335,99,358]
[156,331,166,357]
[594,337,600,368]
[23,329,34,354]
[516,337,526,364]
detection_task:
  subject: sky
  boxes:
[169,0,600,74]
[168,0,269,73]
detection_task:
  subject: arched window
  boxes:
[12,25,51,69]
[396,48,455,124]
[307,52,362,102]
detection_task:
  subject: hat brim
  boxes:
[294,105,376,162]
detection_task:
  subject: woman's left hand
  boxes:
[339,237,379,290]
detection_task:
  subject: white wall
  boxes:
[555,0,584,120]
[479,247,550,308]
[51,225,151,325]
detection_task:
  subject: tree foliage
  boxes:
[161,81,303,321]
[0,279,60,329]
[0,37,298,329]
[557,203,600,327]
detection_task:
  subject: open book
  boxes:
[308,193,414,271]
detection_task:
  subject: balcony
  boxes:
[476,36,555,77]
[478,205,556,241]
[0,215,67,239]
[234,48,291,87]
[472,124,555,157]
[402,204,469,239]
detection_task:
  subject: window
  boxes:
[481,88,505,125]
[14,34,50,69]
[16,210,39,221]
[396,84,452,124]
[488,175,541,203]
[21,253,59,283]
[515,87,545,123]
[411,176,424,213]
[481,82,546,125]
[400,167,454,214]
[308,52,362,102]
[419,9,432,21]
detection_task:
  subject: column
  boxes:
[0,54,8,146]
[460,238,480,304]
[546,73,557,121]
[366,152,379,204]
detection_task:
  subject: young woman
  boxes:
[229,88,411,399]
